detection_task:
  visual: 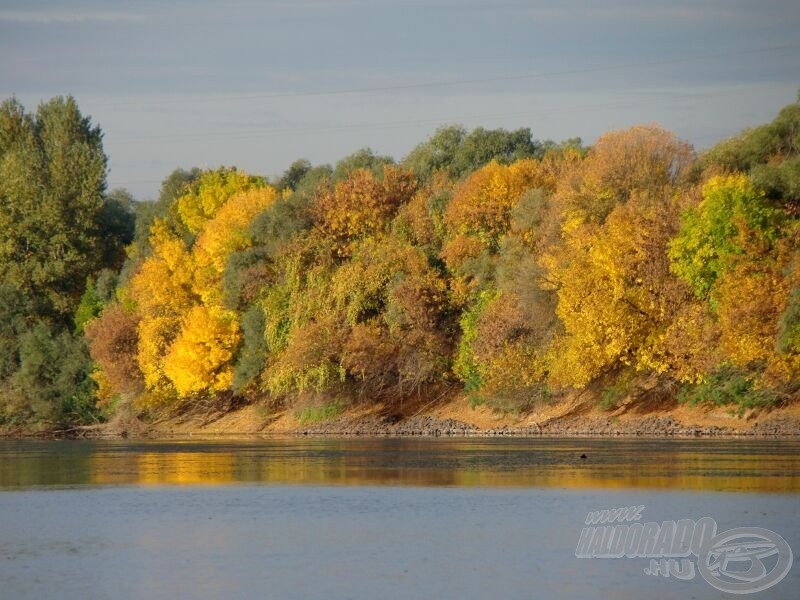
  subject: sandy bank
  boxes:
[109,395,800,439]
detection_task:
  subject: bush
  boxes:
[85,304,143,398]
[453,291,496,394]
[481,384,550,415]
[599,385,625,412]
[777,286,800,354]
[295,401,344,424]
[677,366,781,415]
[232,305,268,393]
[1,323,98,428]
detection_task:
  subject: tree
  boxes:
[128,172,279,404]
[0,96,110,321]
[701,97,800,206]
[0,95,132,428]
[162,304,241,397]
[266,235,452,401]
[451,126,540,178]
[128,219,196,401]
[402,125,466,181]
[100,188,136,268]
[85,303,143,401]
[553,125,694,228]
[192,187,277,304]
[176,167,265,235]
[402,125,549,182]
[777,285,800,355]
[293,164,333,200]
[453,289,549,411]
[313,165,416,257]
[73,268,118,333]
[276,159,312,191]
[0,284,32,381]
[669,175,785,303]
[231,304,268,392]
[118,168,201,285]
[440,159,558,305]
[444,159,544,246]
[332,148,394,183]
[391,171,453,261]
[544,191,694,388]
[0,323,97,428]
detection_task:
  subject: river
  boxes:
[0,437,797,598]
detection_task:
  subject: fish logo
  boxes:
[698,527,793,594]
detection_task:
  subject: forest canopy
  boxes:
[2,94,799,431]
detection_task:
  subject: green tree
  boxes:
[276,159,312,191]
[451,126,540,177]
[0,323,98,428]
[0,96,110,321]
[669,175,785,302]
[0,284,32,380]
[402,125,466,181]
[332,148,394,183]
[402,125,551,182]
[702,96,800,205]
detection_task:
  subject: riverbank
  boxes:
[5,394,800,439]
[92,394,800,439]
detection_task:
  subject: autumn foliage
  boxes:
[72,98,800,419]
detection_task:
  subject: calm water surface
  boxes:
[1,438,798,599]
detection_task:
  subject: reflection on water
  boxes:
[1,437,799,491]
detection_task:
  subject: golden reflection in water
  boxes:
[1,438,799,491]
[79,439,800,492]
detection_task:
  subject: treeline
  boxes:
[1,95,799,431]
[0,97,134,429]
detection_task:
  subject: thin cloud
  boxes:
[0,9,145,24]
[583,5,745,23]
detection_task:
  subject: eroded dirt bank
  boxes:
[103,395,800,439]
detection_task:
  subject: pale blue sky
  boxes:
[2,0,799,199]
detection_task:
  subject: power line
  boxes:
[92,43,800,108]
[103,126,745,188]
[105,95,751,188]
[107,83,773,145]
[112,103,633,143]
[108,179,163,186]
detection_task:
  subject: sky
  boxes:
[2,0,799,200]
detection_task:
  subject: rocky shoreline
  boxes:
[7,402,800,439]
[295,412,800,438]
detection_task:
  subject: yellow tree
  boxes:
[333,236,451,398]
[544,191,694,388]
[164,187,277,396]
[176,168,265,235]
[192,187,278,304]
[553,125,694,230]
[471,291,549,409]
[313,165,416,257]
[669,174,798,384]
[265,234,451,400]
[128,219,196,403]
[440,159,551,306]
[129,173,277,404]
[444,159,543,246]
[164,187,277,397]
[162,305,241,396]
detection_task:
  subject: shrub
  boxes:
[677,366,781,415]
[295,401,344,424]
[599,385,625,412]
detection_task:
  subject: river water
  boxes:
[0,437,798,599]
